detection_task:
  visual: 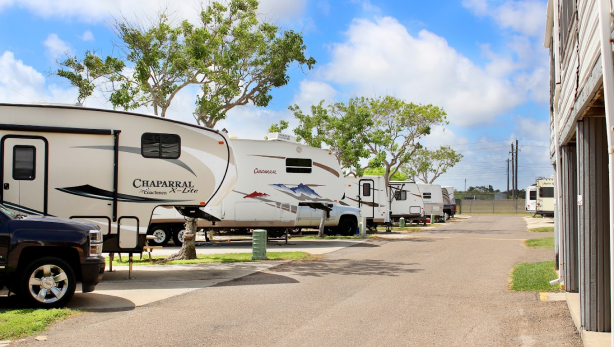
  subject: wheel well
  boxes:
[18,247,81,282]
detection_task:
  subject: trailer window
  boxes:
[286,158,312,173]
[13,146,35,180]
[362,183,371,196]
[394,190,407,200]
[423,192,431,200]
[539,187,554,198]
[529,190,537,200]
[142,133,180,159]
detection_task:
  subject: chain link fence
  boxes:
[457,198,527,214]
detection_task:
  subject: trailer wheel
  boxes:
[337,217,358,236]
[19,257,76,308]
[267,229,286,238]
[147,225,171,246]
[173,229,186,246]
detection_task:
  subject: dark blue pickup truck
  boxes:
[0,203,105,308]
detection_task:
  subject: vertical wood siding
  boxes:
[562,144,579,292]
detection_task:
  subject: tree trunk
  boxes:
[318,209,327,238]
[167,217,197,260]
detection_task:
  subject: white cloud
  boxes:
[462,0,547,37]
[44,34,71,61]
[320,17,525,127]
[514,115,549,140]
[291,80,337,111]
[81,30,95,42]
[349,0,381,13]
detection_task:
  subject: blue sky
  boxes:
[0,0,552,192]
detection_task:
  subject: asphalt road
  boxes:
[17,215,581,346]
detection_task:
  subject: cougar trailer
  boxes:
[150,133,359,243]
[0,103,237,253]
[388,181,425,224]
[535,178,554,217]
[342,175,389,229]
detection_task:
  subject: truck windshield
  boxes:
[0,204,19,219]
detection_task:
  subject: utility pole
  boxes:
[506,159,510,199]
[515,139,519,201]
[464,179,466,192]
[511,143,515,200]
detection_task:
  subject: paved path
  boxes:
[16,215,581,346]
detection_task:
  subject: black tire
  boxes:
[172,228,186,246]
[337,217,358,236]
[19,257,76,308]
[147,225,171,246]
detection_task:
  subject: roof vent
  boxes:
[267,132,297,143]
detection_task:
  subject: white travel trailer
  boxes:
[442,186,456,218]
[525,185,537,213]
[416,183,444,221]
[0,103,237,253]
[535,178,554,217]
[388,181,425,225]
[150,133,360,243]
[342,175,389,229]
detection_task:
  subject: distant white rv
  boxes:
[342,175,389,229]
[149,133,360,244]
[416,183,445,221]
[525,185,537,213]
[0,103,237,253]
[441,186,456,218]
[388,181,426,224]
[536,178,554,217]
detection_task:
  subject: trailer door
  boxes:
[359,179,375,218]
[2,138,47,215]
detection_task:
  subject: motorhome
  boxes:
[525,185,537,213]
[388,181,425,225]
[149,133,360,244]
[416,183,445,221]
[535,178,554,217]
[342,175,389,229]
[0,103,237,253]
[442,186,456,218]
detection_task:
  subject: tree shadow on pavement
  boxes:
[268,258,422,278]
[213,272,300,287]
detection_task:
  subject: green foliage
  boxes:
[402,145,462,184]
[292,96,447,189]
[510,261,560,292]
[265,120,289,139]
[363,167,407,181]
[56,51,125,104]
[528,227,555,233]
[468,185,497,193]
[106,251,311,265]
[0,308,75,340]
[525,237,554,249]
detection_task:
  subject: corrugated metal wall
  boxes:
[577,117,611,332]
[562,144,579,292]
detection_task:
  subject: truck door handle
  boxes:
[3,183,8,190]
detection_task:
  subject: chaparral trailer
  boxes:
[149,133,360,244]
[0,103,237,253]
[535,178,554,217]
[388,181,426,225]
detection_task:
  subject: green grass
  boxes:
[525,237,555,249]
[510,261,560,292]
[0,308,76,340]
[528,227,554,232]
[106,251,313,266]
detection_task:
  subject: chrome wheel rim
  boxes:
[28,264,68,304]
[178,230,185,243]
[152,229,167,243]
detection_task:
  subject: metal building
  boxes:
[545,0,614,335]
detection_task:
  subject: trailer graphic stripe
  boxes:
[56,185,191,203]
[72,146,196,176]
[2,202,46,216]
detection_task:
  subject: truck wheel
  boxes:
[20,257,76,308]
[337,217,358,236]
[173,229,186,246]
[147,225,171,246]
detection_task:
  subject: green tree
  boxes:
[402,145,462,184]
[264,120,289,139]
[363,167,407,181]
[55,51,125,104]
